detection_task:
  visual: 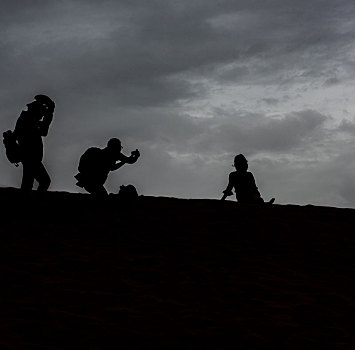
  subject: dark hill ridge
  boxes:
[0,188,355,349]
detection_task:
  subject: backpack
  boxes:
[78,147,101,173]
[3,130,21,166]
[75,147,103,187]
[118,184,139,200]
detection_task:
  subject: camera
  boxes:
[131,149,140,157]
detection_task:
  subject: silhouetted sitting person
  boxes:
[221,154,274,204]
[75,138,140,196]
[13,94,55,191]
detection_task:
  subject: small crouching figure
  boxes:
[221,154,274,204]
[75,138,140,196]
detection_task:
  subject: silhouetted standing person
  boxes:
[222,154,274,203]
[75,138,140,196]
[13,95,55,191]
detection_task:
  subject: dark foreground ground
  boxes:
[0,188,355,349]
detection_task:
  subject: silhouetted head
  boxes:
[34,94,55,113]
[106,138,122,158]
[26,100,45,119]
[234,154,248,172]
[35,94,53,106]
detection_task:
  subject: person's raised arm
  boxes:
[110,149,140,171]
[39,100,55,136]
[110,161,125,171]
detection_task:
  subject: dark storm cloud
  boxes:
[337,119,355,134]
[262,98,280,105]
[3,0,354,102]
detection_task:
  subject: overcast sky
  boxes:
[2,0,355,207]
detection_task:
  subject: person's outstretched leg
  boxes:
[34,162,51,192]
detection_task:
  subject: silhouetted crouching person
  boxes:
[13,95,55,191]
[75,138,140,196]
[222,154,274,204]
